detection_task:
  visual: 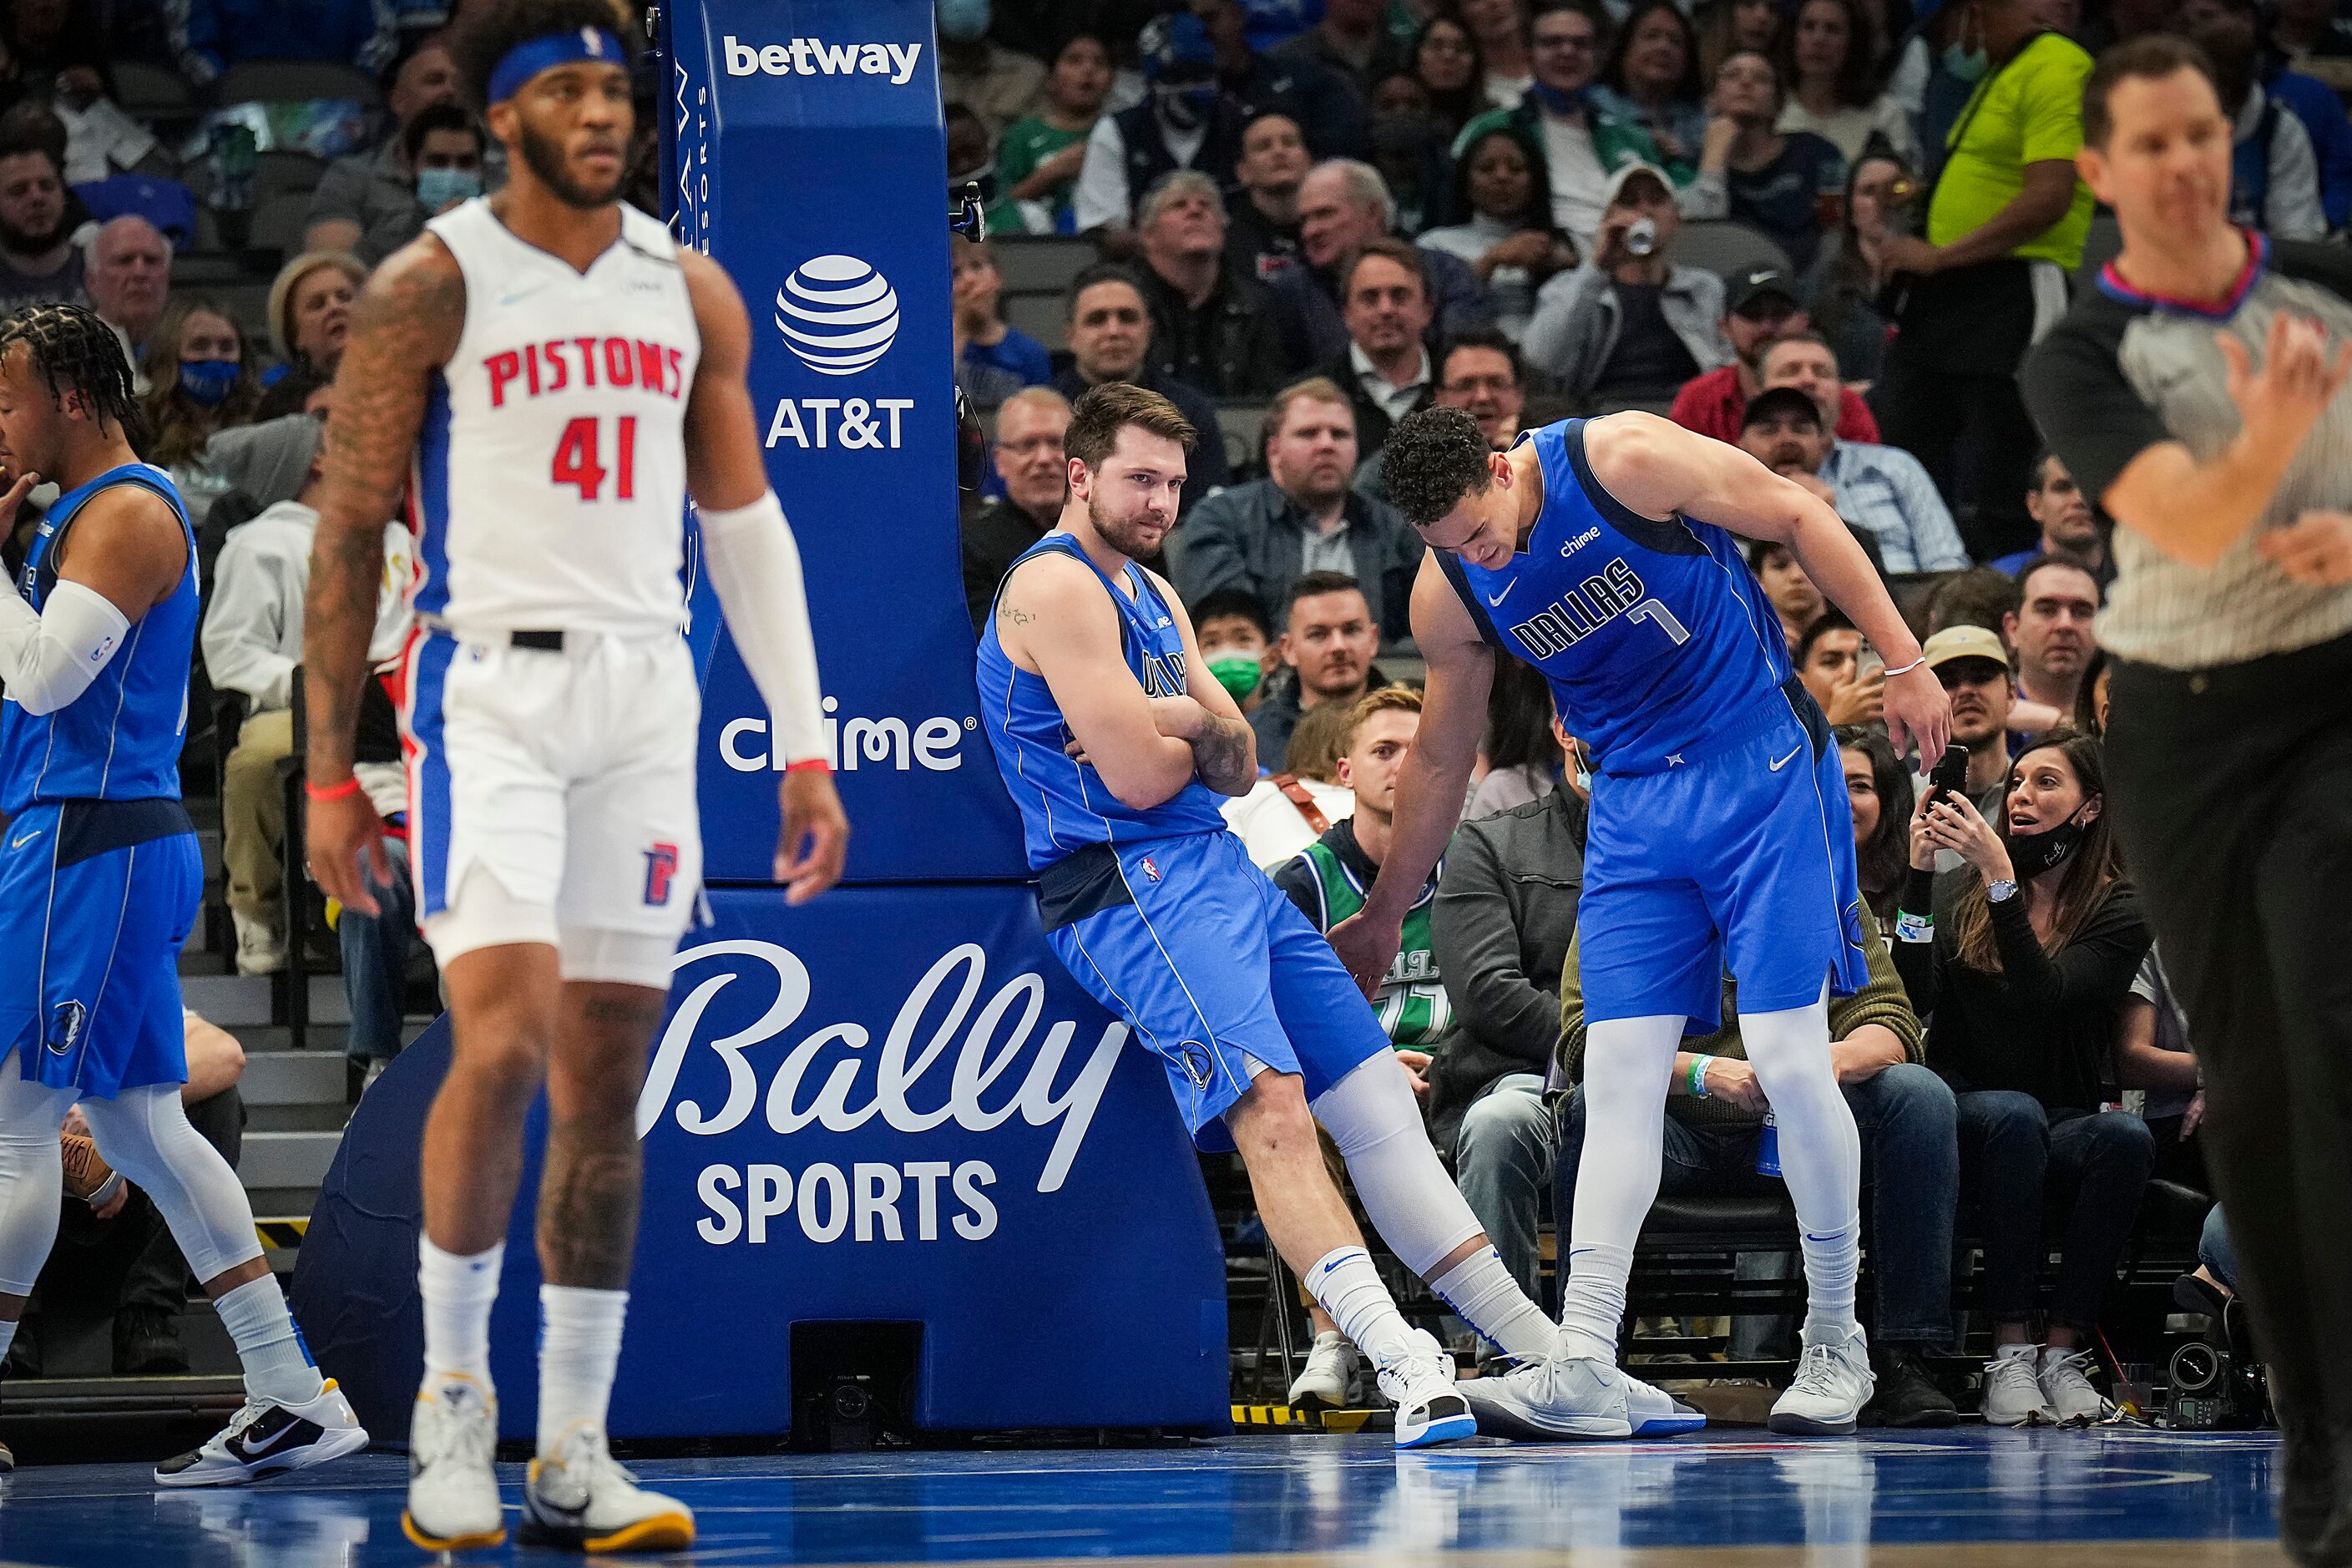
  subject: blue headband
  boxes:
[487,25,625,104]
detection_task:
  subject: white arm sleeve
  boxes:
[0,579,134,718]
[697,490,828,766]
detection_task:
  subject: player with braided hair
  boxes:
[0,301,367,1484]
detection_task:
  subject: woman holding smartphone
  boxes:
[1890,731,2152,1429]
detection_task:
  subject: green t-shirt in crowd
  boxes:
[1275,819,1452,1049]
[996,116,1090,229]
[1928,31,2095,269]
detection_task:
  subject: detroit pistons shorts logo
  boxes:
[642,843,680,907]
[45,999,87,1056]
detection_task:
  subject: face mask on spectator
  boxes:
[1156,81,1220,129]
[937,0,992,44]
[1941,40,1990,80]
[178,358,240,408]
[2006,799,2095,879]
[1207,655,1262,701]
[417,167,482,210]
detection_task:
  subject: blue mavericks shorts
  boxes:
[1038,829,1392,1149]
[0,799,198,1098]
[1580,684,1869,1032]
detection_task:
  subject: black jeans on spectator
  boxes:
[2107,633,2352,1446]
[1955,1090,2153,1332]
[26,1086,245,1327]
[1874,363,2040,562]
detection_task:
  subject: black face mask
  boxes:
[2007,800,2096,881]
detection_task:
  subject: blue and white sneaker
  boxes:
[1463,1355,1707,1440]
[1376,1329,1477,1449]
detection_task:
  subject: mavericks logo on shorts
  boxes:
[1176,1041,1212,1090]
[45,999,87,1057]
[643,843,680,907]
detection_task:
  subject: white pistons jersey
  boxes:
[412,197,701,635]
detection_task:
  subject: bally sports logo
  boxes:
[775,255,899,377]
[634,941,1129,1247]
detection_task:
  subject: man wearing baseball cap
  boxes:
[1521,162,1731,413]
[1668,266,1883,445]
[1920,625,2016,808]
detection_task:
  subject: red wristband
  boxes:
[784,758,832,774]
[306,775,365,803]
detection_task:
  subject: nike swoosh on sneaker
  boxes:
[230,1412,323,1464]
[1768,745,1803,771]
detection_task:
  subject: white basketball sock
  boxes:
[1738,991,1863,1343]
[1428,1246,1552,1363]
[1555,1013,1684,1362]
[1302,1247,1417,1368]
[215,1274,325,1406]
[419,1236,503,1386]
[538,1285,628,1454]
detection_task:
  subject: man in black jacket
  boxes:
[961,387,1070,635]
[1050,264,1230,516]
[1427,766,1591,1309]
[1134,169,1305,398]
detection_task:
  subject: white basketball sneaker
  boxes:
[1980,1346,2056,1427]
[1374,1329,1476,1449]
[1462,1354,1706,1440]
[520,1421,696,1553]
[1769,1325,1876,1436]
[2038,1347,2107,1427]
[154,1378,369,1487]
[402,1373,506,1552]
[1288,1331,1360,1409]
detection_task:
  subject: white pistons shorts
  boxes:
[399,625,704,984]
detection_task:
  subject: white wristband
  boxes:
[1881,655,1927,678]
[0,578,132,717]
[696,490,827,766]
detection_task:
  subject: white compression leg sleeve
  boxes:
[1555,1014,1684,1363]
[1311,1055,1552,1362]
[1737,990,1862,1342]
[79,1082,266,1284]
[0,1066,76,1297]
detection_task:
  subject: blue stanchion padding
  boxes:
[665,0,1027,883]
[291,883,1232,1443]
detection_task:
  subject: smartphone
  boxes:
[1856,642,1885,681]
[1927,744,1970,805]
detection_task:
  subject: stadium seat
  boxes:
[993,235,1100,294]
[110,59,200,124]
[1003,291,1068,352]
[1213,401,1266,473]
[252,149,327,205]
[245,192,311,258]
[215,59,382,109]
[1676,220,1793,284]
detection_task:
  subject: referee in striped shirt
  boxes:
[2023,36,2352,1565]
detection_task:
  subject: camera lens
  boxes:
[2170,1341,2221,1395]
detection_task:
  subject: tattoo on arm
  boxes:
[305,240,463,776]
[997,602,1035,625]
[1189,711,1255,795]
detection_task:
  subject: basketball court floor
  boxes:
[0,1425,2289,1565]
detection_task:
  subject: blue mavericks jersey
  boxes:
[977,534,1229,869]
[1439,419,1792,771]
[0,464,197,817]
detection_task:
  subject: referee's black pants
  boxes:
[2108,635,2352,1456]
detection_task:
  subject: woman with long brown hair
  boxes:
[1893,730,2152,1429]
[139,296,260,515]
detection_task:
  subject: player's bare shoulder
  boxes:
[676,246,753,361]
[351,230,468,366]
[994,549,1109,665]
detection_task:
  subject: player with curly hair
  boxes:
[0,303,368,1486]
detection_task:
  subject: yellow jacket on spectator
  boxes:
[1929,32,2097,269]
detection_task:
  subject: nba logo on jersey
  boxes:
[46,999,87,1056]
[1139,857,1161,883]
[643,844,680,906]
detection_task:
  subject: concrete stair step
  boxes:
[180,974,351,1028]
[238,1130,341,1192]
[239,1049,348,1105]
[248,1101,350,1133]
[245,1187,323,1224]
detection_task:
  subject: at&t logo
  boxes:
[775,255,898,375]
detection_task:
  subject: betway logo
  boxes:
[723,35,925,86]
[635,940,1128,1196]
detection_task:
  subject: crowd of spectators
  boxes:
[0,0,2335,1404]
[943,0,2342,1418]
